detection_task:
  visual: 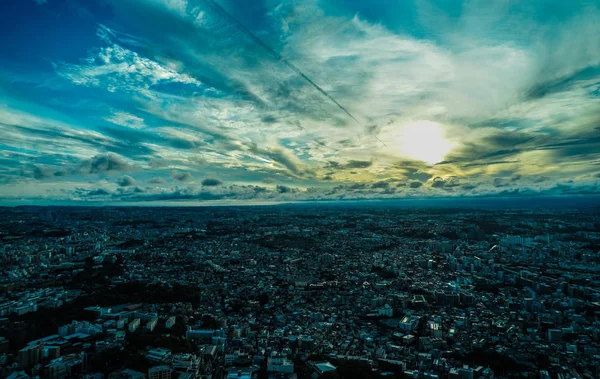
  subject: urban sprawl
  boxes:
[1,205,600,379]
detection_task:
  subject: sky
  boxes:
[1,0,599,204]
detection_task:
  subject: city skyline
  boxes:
[1,0,600,204]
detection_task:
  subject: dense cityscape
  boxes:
[1,204,599,379]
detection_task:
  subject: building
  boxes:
[108,368,146,379]
[147,348,172,363]
[147,318,158,332]
[399,315,421,332]
[129,319,140,332]
[377,304,394,317]
[165,316,176,329]
[449,366,474,379]
[19,343,43,369]
[148,365,172,379]
[267,355,294,374]
[46,353,86,379]
[172,354,200,371]
[307,361,336,377]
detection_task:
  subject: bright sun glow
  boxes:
[396,121,454,164]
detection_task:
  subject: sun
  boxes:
[395,121,454,164]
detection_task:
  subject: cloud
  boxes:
[276,185,298,193]
[342,160,373,169]
[87,188,111,196]
[201,178,223,186]
[493,178,509,188]
[117,175,136,187]
[32,166,53,180]
[57,41,202,93]
[84,154,135,174]
[371,181,389,189]
[431,176,461,189]
[171,170,192,181]
[431,177,445,188]
[2,0,600,204]
[247,145,312,176]
[148,177,166,184]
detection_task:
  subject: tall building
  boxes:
[148,365,172,379]
[19,343,43,369]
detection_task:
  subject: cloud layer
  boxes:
[0,0,599,204]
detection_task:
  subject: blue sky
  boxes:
[1,0,599,204]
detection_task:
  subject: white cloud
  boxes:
[57,43,201,92]
[4,0,598,203]
[104,111,147,129]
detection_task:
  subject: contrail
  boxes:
[203,0,387,147]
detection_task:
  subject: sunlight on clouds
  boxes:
[393,121,455,165]
[1,0,600,202]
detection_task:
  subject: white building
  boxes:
[128,319,140,332]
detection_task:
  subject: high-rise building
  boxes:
[148,365,172,379]
[19,343,43,369]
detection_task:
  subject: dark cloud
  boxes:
[463,160,519,168]
[148,177,166,184]
[532,176,549,183]
[431,177,445,188]
[349,183,368,190]
[31,165,70,180]
[101,126,200,151]
[328,160,374,170]
[393,161,432,181]
[511,174,522,181]
[202,178,223,186]
[366,124,380,135]
[408,181,423,188]
[371,181,389,189]
[87,188,111,196]
[548,183,600,195]
[124,190,228,202]
[431,176,461,189]
[117,175,136,187]
[276,185,298,193]
[342,160,372,169]
[262,115,277,123]
[493,178,509,188]
[525,66,598,100]
[248,145,308,175]
[171,170,192,181]
[439,131,537,167]
[33,166,52,180]
[85,154,133,174]
[479,149,523,160]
